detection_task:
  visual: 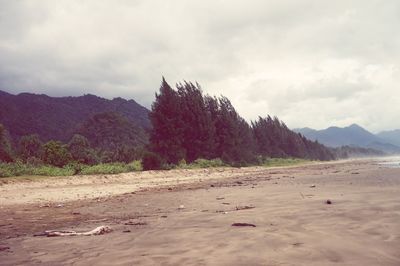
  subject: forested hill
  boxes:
[0,90,150,142]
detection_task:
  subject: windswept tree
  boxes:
[176,81,216,162]
[252,116,335,160]
[212,97,255,165]
[149,78,186,164]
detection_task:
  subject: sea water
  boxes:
[377,156,400,168]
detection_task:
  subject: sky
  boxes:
[1,0,399,133]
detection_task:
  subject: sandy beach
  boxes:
[1,158,400,265]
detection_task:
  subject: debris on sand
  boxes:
[178,205,185,210]
[34,226,112,237]
[124,221,147,226]
[231,223,256,227]
[235,205,255,211]
[0,245,10,252]
[326,199,332,204]
[310,184,316,188]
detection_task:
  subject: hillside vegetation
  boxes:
[0,78,372,177]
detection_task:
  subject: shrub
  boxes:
[189,158,226,168]
[42,141,72,167]
[142,152,163,170]
[0,161,75,177]
[79,161,142,175]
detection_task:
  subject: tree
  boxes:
[176,82,216,162]
[18,134,43,161]
[68,134,98,164]
[0,124,14,162]
[77,112,147,163]
[149,78,186,164]
[42,140,72,167]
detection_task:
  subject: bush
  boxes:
[188,158,226,168]
[262,157,310,167]
[0,161,75,177]
[79,160,142,175]
[42,141,72,167]
[142,152,163,170]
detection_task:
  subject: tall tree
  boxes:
[176,82,216,162]
[149,78,186,164]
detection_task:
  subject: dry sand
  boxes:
[0,159,400,265]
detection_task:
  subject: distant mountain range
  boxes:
[294,124,400,154]
[0,90,150,142]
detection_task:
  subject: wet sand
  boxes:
[1,159,400,265]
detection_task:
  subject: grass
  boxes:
[79,161,142,175]
[176,158,228,169]
[0,158,312,179]
[261,158,312,167]
[0,160,142,178]
[0,162,75,178]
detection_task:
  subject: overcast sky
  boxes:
[1,0,399,132]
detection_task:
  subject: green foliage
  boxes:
[149,78,186,164]
[68,134,98,165]
[262,158,311,167]
[0,160,142,178]
[79,161,142,175]
[0,161,75,178]
[178,158,227,169]
[332,145,385,159]
[0,91,150,143]
[18,134,43,161]
[149,79,335,166]
[77,112,147,163]
[0,124,14,162]
[252,116,335,161]
[142,152,163,170]
[42,140,72,167]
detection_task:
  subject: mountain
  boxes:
[377,130,400,147]
[294,124,400,154]
[0,90,150,142]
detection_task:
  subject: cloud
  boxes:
[0,0,399,132]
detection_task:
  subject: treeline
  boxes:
[0,112,147,167]
[1,78,346,174]
[146,78,334,168]
[332,145,385,158]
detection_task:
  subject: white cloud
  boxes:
[0,0,399,132]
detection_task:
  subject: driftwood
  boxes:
[35,226,112,237]
[231,223,256,227]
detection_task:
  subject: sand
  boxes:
[0,159,399,265]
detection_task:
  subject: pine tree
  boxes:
[149,78,186,164]
[176,82,216,162]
